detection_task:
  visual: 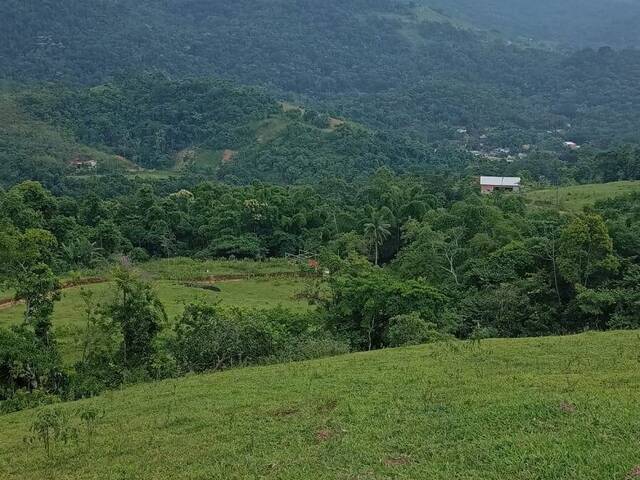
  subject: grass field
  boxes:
[0,258,309,364]
[136,257,299,281]
[0,278,309,364]
[526,180,640,211]
[1,330,639,479]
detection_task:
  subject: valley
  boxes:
[1,2,640,478]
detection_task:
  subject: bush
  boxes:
[0,389,60,415]
[171,304,344,372]
[0,326,63,401]
[276,332,350,362]
[129,247,150,263]
[172,303,244,373]
[386,313,451,347]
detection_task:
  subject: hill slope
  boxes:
[2,0,640,149]
[526,180,640,211]
[2,76,452,186]
[422,0,640,48]
[1,330,639,479]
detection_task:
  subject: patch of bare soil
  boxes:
[221,149,238,163]
[317,399,338,414]
[327,117,345,130]
[626,466,640,479]
[559,401,577,414]
[315,428,333,442]
[271,405,300,418]
[383,455,411,467]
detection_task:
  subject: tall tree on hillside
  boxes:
[364,209,391,266]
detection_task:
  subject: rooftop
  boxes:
[480,176,521,187]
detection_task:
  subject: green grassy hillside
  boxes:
[526,181,640,211]
[1,330,639,479]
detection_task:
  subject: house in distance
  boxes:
[480,176,522,194]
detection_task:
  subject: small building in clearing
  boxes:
[480,176,521,194]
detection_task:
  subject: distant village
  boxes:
[456,126,581,163]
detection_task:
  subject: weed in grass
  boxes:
[77,406,105,450]
[24,408,77,458]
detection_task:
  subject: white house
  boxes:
[480,176,521,194]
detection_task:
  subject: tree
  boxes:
[559,213,618,288]
[103,268,166,370]
[0,228,60,345]
[363,209,391,266]
[15,263,61,346]
[324,259,447,350]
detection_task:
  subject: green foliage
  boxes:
[559,213,618,288]
[3,0,640,153]
[24,407,76,458]
[172,303,333,373]
[324,259,447,350]
[15,263,61,345]
[386,313,451,347]
[0,326,61,399]
[77,406,105,450]
[103,268,166,370]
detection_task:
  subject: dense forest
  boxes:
[4,75,640,191]
[1,76,465,186]
[2,0,640,148]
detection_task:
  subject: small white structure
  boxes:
[564,141,580,150]
[480,176,521,194]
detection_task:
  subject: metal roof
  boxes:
[480,176,521,187]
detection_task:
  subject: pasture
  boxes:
[526,180,640,211]
[0,330,639,479]
[0,258,310,364]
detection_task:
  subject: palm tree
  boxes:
[364,210,391,266]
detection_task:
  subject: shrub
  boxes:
[172,303,244,373]
[129,247,150,263]
[24,407,76,458]
[172,304,341,372]
[386,313,451,347]
[0,389,60,415]
[0,326,63,402]
[276,332,350,362]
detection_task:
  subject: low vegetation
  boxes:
[1,330,639,479]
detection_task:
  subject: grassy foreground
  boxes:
[1,330,639,479]
[526,180,640,211]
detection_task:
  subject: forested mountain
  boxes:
[422,0,640,48]
[2,76,463,187]
[2,0,640,149]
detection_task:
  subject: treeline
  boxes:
[0,173,458,269]
[2,171,639,337]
